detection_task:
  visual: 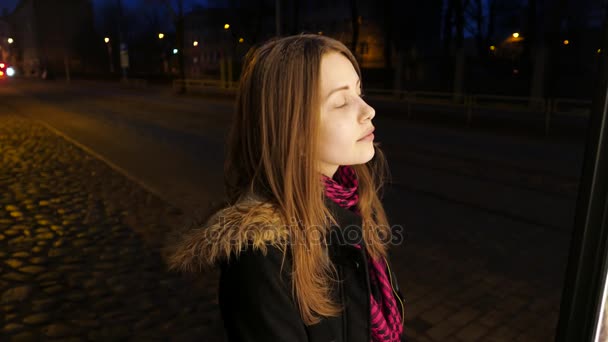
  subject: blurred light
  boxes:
[318,31,323,35]
[512,32,520,38]
[238,38,244,43]
[513,68,519,75]
[173,48,178,54]
[193,41,199,46]
[6,67,14,77]
[0,63,4,68]
[489,45,496,51]
[104,37,110,43]
[0,71,4,76]
[224,24,230,30]
[158,33,164,39]
[598,48,602,54]
[7,37,13,44]
[563,39,570,45]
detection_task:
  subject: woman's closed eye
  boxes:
[335,92,366,109]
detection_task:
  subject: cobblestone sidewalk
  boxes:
[0,111,225,341]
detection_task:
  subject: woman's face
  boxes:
[317,52,376,178]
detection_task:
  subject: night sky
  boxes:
[1,0,214,14]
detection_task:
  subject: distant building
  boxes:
[7,0,99,77]
[182,6,265,79]
[0,17,10,64]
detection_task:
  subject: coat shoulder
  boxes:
[163,195,290,273]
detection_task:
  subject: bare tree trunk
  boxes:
[453,0,465,99]
[442,0,455,56]
[275,0,281,36]
[176,0,186,83]
[486,0,496,48]
[382,0,393,76]
[473,0,485,57]
[290,0,300,35]
[350,0,360,59]
[531,0,567,99]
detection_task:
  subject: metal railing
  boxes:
[172,80,591,136]
[364,88,590,136]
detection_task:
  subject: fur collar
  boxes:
[164,193,290,273]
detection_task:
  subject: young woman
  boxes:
[166,34,406,342]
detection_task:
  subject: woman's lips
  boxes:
[358,132,375,141]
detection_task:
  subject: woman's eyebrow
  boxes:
[325,79,361,101]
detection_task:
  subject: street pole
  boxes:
[275,0,281,36]
[117,0,128,81]
[107,42,114,73]
[176,0,186,92]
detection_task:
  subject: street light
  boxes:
[224,24,230,30]
[193,41,199,47]
[104,37,114,73]
[173,48,178,55]
[512,32,520,38]
[7,37,13,44]
[489,45,496,51]
[158,33,164,39]
[563,39,570,45]
[238,38,244,43]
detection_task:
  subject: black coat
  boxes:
[217,198,406,342]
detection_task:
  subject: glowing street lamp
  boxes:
[563,39,570,45]
[193,41,199,47]
[173,48,178,55]
[104,37,110,43]
[224,24,230,30]
[489,45,496,51]
[158,33,164,39]
[7,37,14,44]
[512,32,520,38]
[238,38,244,43]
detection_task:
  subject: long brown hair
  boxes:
[224,33,392,325]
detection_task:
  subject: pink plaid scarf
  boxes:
[322,165,404,342]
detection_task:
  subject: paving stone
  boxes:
[9,212,23,218]
[10,331,39,342]
[66,292,87,303]
[420,304,455,325]
[42,285,63,295]
[5,205,19,212]
[23,313,51,325]
[42,323,75,338]
[31,298,57,311]
[36,272,60,281]
[29,257,47,265]
[1,286,32,303]
[19,266,45,274]
[456,320,491,341]
[36,232,54,240]
[12,252,29,258]
[70,319,100,329]
[3,323,24,333]
[48,249,68,257]
[426,307,481,341]
[5,259,24,269]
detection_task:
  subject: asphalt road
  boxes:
[0,78,589,341]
